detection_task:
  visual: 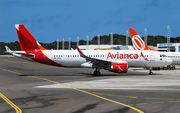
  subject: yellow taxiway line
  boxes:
[0,93,22,113]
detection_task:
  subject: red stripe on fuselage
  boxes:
[26,50,66,67]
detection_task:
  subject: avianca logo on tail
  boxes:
[132,35,146,50]
[107,52,138,59]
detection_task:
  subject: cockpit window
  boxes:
[160,54,167,57]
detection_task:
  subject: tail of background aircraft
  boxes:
[129,28,158,51]
[15,24,47,51]
[5,46,12,53]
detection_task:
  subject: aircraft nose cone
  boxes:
[167,58,172,65]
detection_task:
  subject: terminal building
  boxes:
[78,43,180,52]
[78,45,134,50]
[79,45,119,50]
[156,43,180,52]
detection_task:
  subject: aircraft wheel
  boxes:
[93,71,97,76]
[149,72,153,75]
[96,71,101,76]
[93,71,101,76]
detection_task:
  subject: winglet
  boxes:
[75,45,85,58]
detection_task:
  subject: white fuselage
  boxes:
[160,52,180,65]
[40,50,172,68]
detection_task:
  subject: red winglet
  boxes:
[75,45,85,57]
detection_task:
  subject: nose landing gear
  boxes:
[149,67,153,75]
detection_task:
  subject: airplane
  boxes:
[129,28,180,65]
[6,24,172,75]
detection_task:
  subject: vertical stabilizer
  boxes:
[5,46,12,54]
[129,28,158,51]
[15,24,47,51]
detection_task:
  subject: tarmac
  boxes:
[1,55,180,113]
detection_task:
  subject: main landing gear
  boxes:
[93,68,101,76]
[149,67,153,75]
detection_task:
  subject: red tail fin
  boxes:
[15,24,47,51]
[129,28,158,51]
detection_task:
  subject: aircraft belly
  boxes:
[128,61,144,67]
[54,59,84,67]
[171,59,180,65]
[146,61,166,67]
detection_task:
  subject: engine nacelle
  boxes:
[110,63,128,73]
[81,62,93,68]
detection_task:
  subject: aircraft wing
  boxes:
[75,45,123,68]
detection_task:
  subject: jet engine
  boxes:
[110,63,128,73]
[81,62,93,68]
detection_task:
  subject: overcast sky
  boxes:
[1,0,180,43]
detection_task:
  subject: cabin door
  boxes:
[150,52,155,63]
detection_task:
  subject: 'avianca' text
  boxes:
[107,52,138,59]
